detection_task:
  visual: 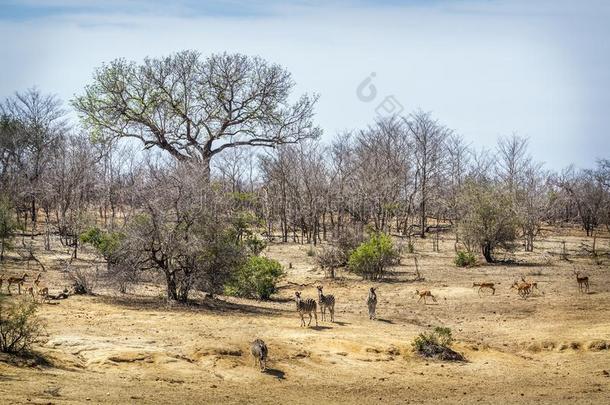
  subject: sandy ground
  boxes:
[0,229,609,404]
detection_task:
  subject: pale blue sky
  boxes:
[1,0,608,169]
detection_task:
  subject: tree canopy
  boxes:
[72,51,320,173]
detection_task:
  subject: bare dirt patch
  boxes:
[1,233,609,403]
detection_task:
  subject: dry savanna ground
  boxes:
[1,228,609,404]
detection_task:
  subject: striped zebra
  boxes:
[250,339,268,372]
[316,286,336,322]
[295,291,318,327]
[367,287,377,320]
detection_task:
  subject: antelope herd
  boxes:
[0,272,51,302]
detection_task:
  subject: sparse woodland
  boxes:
[0,50,610,404]
[0,52,609,303]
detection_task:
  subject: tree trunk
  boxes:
[166,272,178,301]
[420,199,426,238]
[31,196,37,226]
[482,243,494,263]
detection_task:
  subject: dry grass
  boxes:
[0,230,609,404]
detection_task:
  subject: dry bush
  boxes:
[0,297,44,354]
[317,246,346,278]
[68,266,99,295]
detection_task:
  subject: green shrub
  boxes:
[0,298,43,354]
[243,235,267,256]
[80,227,123,260]
[411,326,464,361]
[433,326,453,346]
[454,250,476,267]
[306,246,316,257]
[412,331,438,353]
[348,233,399,280]
[224,256,284,300]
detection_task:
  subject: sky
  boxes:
[0,0,609,169]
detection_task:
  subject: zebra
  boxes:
[250,339,268,372]
[316,286,336,322]
[367,287,377,320]
[295,291,318,327]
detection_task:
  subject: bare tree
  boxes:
[1,88,66,230]
[404,111,447,238]
[73,51,320,177]
[558,166,606,236]
[495,134,531,196]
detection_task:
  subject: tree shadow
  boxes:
[267,296,293,304]
[492,260,549,268]
[0,351,53,369]
[99,295,284,316]
[264,368,286,380]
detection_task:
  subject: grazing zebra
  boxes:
[295,291,318,327]
[367,287,377,320]
[250,339,268,371]
[316,286,336,322]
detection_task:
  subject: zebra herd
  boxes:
[294,285,376,327]
[251,285,378,372]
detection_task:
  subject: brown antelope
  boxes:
[7,273,28,295]
[415,289,437,304]
[25,273,42,299]
[521,277,540,294]
[573,271,589,293]
[33,273,50,303]
[510,280,531,299]
[473,282,496,296]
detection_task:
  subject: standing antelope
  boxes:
[574,271,589,293]
[473,282,496,296]
[36,276,50,303]
[415,289,437,304]
[25,273,42,299]
[367,287,377,320]
[250,339,268,372]
[7,273,28,295]
[521,277,540,294]
[316,286,335,322]
[295,291,318,327]
[510,281,531,299]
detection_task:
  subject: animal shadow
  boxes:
[376,318,394,324]
[310,325,333,331]
[264,368,286,380]
[332,321,350,326]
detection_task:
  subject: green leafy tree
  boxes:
[80,227,124,264]
[225,256,284,300]
[348,233,399,280]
